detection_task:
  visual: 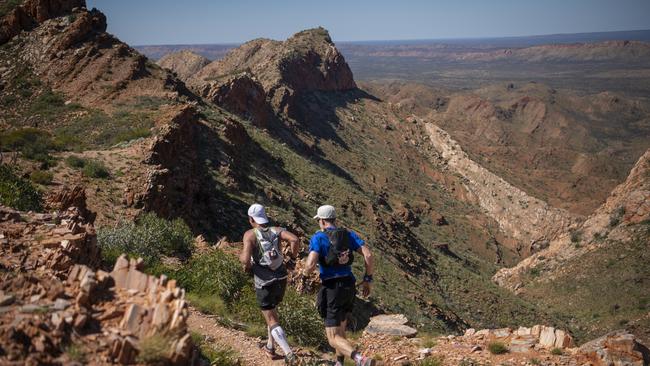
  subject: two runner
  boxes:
[240,203,375,366]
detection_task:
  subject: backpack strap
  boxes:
[252,228,265,264]
[253,227,280,261]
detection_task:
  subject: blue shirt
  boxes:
[309,227,364,280]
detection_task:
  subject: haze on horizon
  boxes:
[87,0,650,46]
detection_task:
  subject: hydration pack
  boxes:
[253,227,284,271]
[320,228,354,268]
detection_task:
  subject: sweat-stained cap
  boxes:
[313,205,336,220]
[248,203,269,224]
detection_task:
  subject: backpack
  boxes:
[319,228,354,268]
[252,227,284,271]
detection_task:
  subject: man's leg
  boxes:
[335,319,348,364]
[326,325,355,357]
[261,280,293,358]
[264,310,293,358]
[325,278,373,365]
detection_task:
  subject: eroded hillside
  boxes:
[367,81,650,216]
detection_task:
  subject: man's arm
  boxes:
[358,245,374,277]
[303,251,319,275]
[279,229,300,259]
[239,231,255,272]
[357,245,374,297]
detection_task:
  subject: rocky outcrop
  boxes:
[3,5,191,107]
[424,123,577,254]
[196,72,271,127]
[463,325,574,352]
[140,105,201,219]
[493,149,650,290]
[44,184,96,223]
[157,49,210,80]
[0,206,192,365]
[577,330,650,366]
[189,27,356,120]
[136,104,252,235]
[0,0,85,44]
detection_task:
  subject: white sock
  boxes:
[270,325,292,356]
[266,327,274,350]
[353,351,364,363]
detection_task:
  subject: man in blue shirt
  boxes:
[303,205,375,366]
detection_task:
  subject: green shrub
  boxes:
[191,331,240,366]
[550,347,563,355]
[82,159,110,179]
[609,206,625,227]
[0,128,58,165]
[64,343,86,363]
[418,357,443,366]
[55,109,153,148]
[420,334,438,348]
[175,249,248,304]
[529,267,541,277]
[530,359,541,365]
[186,292,228,316]
[570,230,582,244]
[11,66,41,98]
[28,90,79,121]
[488,341,508,355]
[65,155,87,169]
[277,288,328,347]
[0,165,42,211]
[67,155,111,179]
[29,170,53,185]
[228,285,264,325]
[136,333,172,364]
[97,213,194,267]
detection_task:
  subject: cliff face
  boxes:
[188,27,356,120]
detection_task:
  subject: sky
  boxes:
[86,0,650,46]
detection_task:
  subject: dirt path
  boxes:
[187,308,283,366]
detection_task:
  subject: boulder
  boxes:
[577,330,650,366]
[365,314,417,337]
[539,326,557,348]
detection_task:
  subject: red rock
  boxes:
[577,330,650,366]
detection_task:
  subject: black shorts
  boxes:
[255,278,287,310]
[317,276,356,327]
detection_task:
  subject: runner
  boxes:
[239,203,300,365]
[303,205,375,366]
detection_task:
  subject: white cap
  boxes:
[248,203,269,224]
[313,205,336,220]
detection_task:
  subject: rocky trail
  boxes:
[188,307,332,365]
[187,308,282,366]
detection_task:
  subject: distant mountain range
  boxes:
[135,29,650,60]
